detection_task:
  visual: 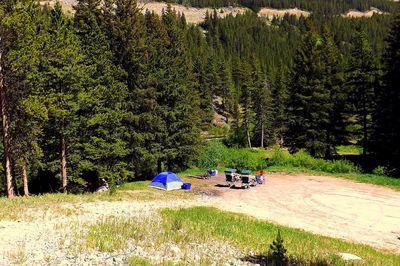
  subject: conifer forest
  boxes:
[0,0,399,197]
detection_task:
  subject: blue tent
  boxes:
[149,172,183,191]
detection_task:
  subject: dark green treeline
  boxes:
[0,0,399,197]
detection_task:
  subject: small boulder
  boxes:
[170,245,181,256]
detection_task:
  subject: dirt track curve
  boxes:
[198,173,400,253]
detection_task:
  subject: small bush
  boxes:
[373,166,387,176]
[198,141,227,169]
[224,148,267,171]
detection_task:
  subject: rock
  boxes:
[170,245,181,256]
[338,252,362,261]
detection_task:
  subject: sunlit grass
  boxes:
[161,207,400,265]
[336,145,363,155]
[77,207,400,265]
[266,165,400,191]
[0,183,194,221]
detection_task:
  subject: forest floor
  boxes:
[0,173,400,265]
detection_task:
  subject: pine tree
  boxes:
[321,26,346,157]
[347,29,378,156]
[74,0,131,185]
[251,58,273,148]
[0,1,16,198]
[271,67,288,147]
[270,230,287,264]
[158,6,201,170]
[6,1,49,196]
[287,29,332,157]
[37,3,88,192]
[374,14,400,158]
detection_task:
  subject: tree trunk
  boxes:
[260,119,265,149]
[362,95,367,156]
[60,120,67,193]
[22,160,29,196]
[157,160,162,173]
[0,48,14,198]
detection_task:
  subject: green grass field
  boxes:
[161,207,400,265]
[78,206,400,265]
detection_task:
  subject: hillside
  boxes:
[41,0,396,22]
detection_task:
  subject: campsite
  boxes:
[1,158,400,265]
[1,0,400,265]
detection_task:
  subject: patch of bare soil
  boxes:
[203,173,400,253]
[345,8,384,17]
[139,2,247,24]
[258,7,310,18]
[0,198,213,265]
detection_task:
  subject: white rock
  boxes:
[338,252,362,261]
[170,245,181,255]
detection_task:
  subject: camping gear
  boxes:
[149,172,183,191]
[239,169,257,188]
[182,183,192,190]
[225,168,238,187]
[189,169,216,179]
[207,169,218,176]
[256,170,265,184]
[239,169,252,188]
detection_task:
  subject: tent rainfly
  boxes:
[149,172,183,191]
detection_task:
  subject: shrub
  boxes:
[268,149,360,174]
[373,166,387,176]
[197,141,227,168]
[224,148,267,171]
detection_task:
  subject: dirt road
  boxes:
[199,173,400,253]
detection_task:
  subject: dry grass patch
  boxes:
[0,183,194,221]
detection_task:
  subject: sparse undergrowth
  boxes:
[76,207,400,265]
[0,185,193,221]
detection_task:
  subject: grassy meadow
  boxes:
[76,206,400,265]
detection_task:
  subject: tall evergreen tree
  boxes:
[321,27,346,157]
[157,6,201,170]
[37,4,88,192]
[251,58,273,148]
[0,1,16,197]
[74,0,131,185]
[347,30,378,155]
[287,28,332,157]
[374,14,400,158]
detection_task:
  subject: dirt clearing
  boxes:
[139,2,247,24]
[258,7,310,18]
[345,8,384,17]
[198,173,400,253]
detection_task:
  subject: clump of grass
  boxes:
[128,256,152,266]
[336,145,363,155]
[8,247,28,265]
[161,207,400,265]
[79,217,153,252]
